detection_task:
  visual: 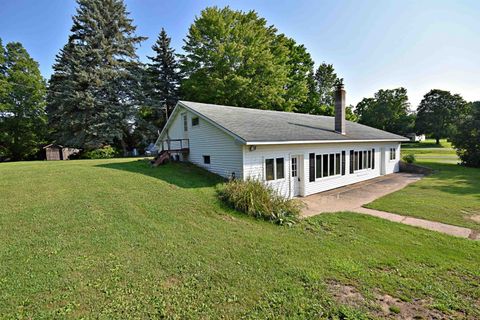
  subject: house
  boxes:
[43,144,80,161]
[154,85,408,198]
[405,133,426,142]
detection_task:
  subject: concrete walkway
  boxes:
[301,173,479,240]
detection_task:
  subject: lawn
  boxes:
[366,140,480,230]
[1,159,479,319]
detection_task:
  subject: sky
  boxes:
[1,0,479,108]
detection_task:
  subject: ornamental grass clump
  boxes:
[218,178,301,225]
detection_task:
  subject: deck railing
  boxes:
[161,139,189,152]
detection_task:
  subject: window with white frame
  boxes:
[314,152,342,179]
[265,157,284,181]
[390,147,396,160]
[350,149,375,172]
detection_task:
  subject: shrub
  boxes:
[83,146,117,159]
[217,178,301,225]
[402,154,416,164]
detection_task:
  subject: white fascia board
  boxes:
[245,138,409,145]
[177,101,247,145]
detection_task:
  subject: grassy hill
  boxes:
[0,159,479,318]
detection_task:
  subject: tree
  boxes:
[138,28,181,144]
[180,6,312,111]
[355,88,414,135]
[451,101,480,167]
[46,0,145,154]
[0,40,47,161]
[415,89,467,144]
[300,62,346,117]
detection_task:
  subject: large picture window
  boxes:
[313,152,343,179]
[265,157,285,181]
[351,149,375,172]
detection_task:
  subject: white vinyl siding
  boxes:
[162,106,243,179]
[243,142,401,198]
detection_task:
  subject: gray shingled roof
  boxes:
[179,101,408,144]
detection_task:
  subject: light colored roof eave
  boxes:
[245,138,410,145]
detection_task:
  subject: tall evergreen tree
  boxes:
[136,28,181,144]
[47,0,145,153]
[147,28,180,115]
[0,41,47,160]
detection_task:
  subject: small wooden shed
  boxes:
[43,144,80,161]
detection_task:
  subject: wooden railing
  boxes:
[161,139,189,152]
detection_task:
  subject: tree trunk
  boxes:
[120,138,128,157]
[435,137,440,145]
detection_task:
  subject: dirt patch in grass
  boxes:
[469,214,480,223]
[327,281,452,319]
[162,276,181,289]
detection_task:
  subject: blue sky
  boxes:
[1,0,479,107]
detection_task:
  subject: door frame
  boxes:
[290,154,304,197]
[380,147,387,175]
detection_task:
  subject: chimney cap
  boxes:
[335,78,344,90]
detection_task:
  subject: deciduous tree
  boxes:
[415,89,467,144]
[0,41,47,161]
[180,6,312,112]
[355,88,413,135]
[450,101,480,167]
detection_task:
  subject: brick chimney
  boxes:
[334,81,346,135]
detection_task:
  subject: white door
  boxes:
[291,155,303,197]
[380,147,387,175]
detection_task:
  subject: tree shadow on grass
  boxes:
[96,159,224,189]
[417,161,480,199]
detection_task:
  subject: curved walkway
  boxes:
[301,173,479,240]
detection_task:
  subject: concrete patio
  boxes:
[300,173,479,240]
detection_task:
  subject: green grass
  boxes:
[401,138,453,149]
[1,159,479,318]
[366,140,480,230]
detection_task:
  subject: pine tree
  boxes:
[136,28,181,144]
[0,40,47,160]
[47,0,145,153]
[147,28,180,116]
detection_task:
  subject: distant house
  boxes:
[154,85,408,198]
[406,133,426,142]
[43,144,80,161]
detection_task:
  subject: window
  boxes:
[335,153,341,175]
[266,159,275,181]
[341,151,346,175]
[309,153,315,182]
[322,154,329,177]
[276,158,284,179]
[354,151,359,171]
[192,117,199,126]
[313,152,343,179]
[350,149,375,172]
[372,148,375,169]
[265,157,285,181]
[316,155,322,178]
[183,114,188,131]
[291,157,297,177]
[349,150,354,174]
[203,155,210,164]
[390,147,397,160]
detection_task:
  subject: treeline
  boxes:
[0,0,478,167]
[354,87,479,166]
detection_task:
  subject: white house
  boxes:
[154,85,408,198]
